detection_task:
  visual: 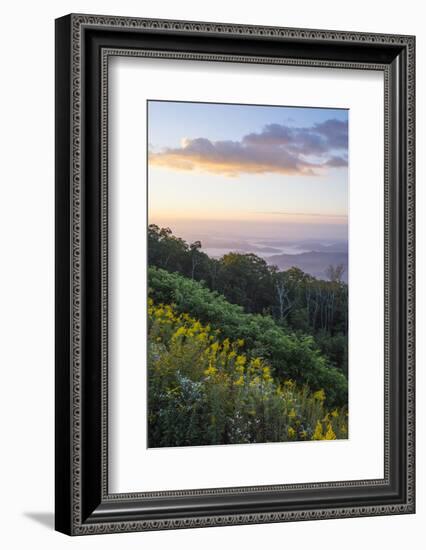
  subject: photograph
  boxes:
[147,100,349,448]
[52,10,415,538]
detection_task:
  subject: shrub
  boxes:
[148,298,348,447]
[148,267,348,407]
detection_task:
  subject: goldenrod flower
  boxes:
[235,376,244,386]
[288,408,297,419]
[312,420,323,440]
[204,365,217,377]
[147,297,348,446]
[210,342,219,354]
[287,427,296,439]
[235,355,246,368]
[313,389,326,402]
[324,423,336,440]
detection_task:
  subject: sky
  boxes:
[147,100,348,252]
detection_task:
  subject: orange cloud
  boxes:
[148,119,348,177]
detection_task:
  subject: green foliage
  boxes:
[148,299,348,447]
[148,267,348,407]
[316,331,349,377]
[148,225,349,375]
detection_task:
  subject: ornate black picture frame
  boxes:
[55,14,415,535]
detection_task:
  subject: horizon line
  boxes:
[149,213,348,224]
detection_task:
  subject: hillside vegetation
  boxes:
[148,297,347,447]
[149,267,347,407]
[147,225,349,447]
[149,224,348,376]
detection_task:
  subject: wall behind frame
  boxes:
[0,0,422,548]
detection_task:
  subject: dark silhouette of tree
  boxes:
[325,263,345,283]
[189,241,202,279]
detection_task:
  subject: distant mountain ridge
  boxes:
[267,250,348,282]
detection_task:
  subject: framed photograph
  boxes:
[55,14,415,535]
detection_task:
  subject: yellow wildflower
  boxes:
[312,420,323,440]
[172,326,186,339]
[210,342,219,354]
[287,427,296,439]
[262,366,272,382]
[204,365,217,377]
[235,355,246,368]
[324,423,337,440]
[235,376,244,386]
[251,357,262,369]
[313,389,326,402]
[288,408,297,419]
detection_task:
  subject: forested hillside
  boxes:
[148,224,348,375]
[147,225,349,447]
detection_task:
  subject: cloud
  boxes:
[149,118,348,177]
[257,211,347,219]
